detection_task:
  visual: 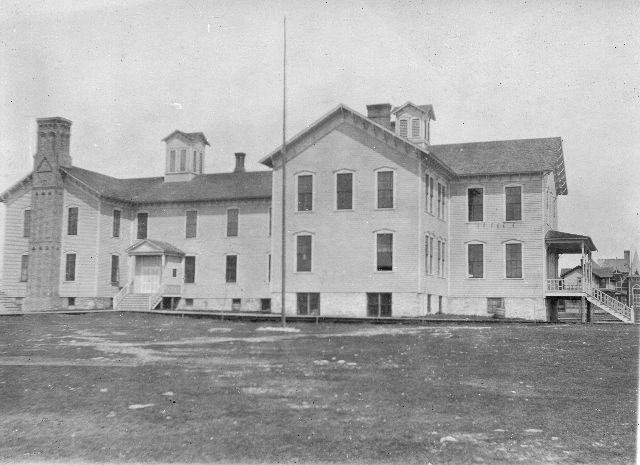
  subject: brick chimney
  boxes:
[366,103,392,129]
[234,152,246,172]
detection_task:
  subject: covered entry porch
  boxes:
[114,239,185,311]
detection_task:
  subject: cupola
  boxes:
[162,130,210,182]
[391,102,436,147]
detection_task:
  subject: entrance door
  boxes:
[135,256,161,293]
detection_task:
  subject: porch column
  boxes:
[581,242,586,292]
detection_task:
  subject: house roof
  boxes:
[598,258,629,273]
[429,137,568,195]
[61,166,271,204]
[125,239,185,256]
[391,102,436,121]
[559,261,611,279]
[545,230,597,253]
[162,130,210,146]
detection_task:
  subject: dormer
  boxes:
[162,130,210,182]
[391,102,436,147]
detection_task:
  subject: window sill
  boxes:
[375,207,395,211]
[375,270,394,273]
[294,271,313,274]
[466,277,485,280]
[334,208,354,212]
[295,210,314,214]
[504,278,524,280]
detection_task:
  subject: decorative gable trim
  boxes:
[0,172,33,205]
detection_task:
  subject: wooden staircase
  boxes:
[586,285,635,323]
[115,293,151,311]
[0,291,20,313]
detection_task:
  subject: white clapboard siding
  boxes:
[96,201,133,297]
[1,190,31,297]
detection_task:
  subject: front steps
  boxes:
[558,309,627,323]
[0,291,20,313]
[116,293,151,311]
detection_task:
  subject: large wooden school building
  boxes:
[1,102,632,321]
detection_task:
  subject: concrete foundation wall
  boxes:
[448,297,547,320]
[174,297,266,312]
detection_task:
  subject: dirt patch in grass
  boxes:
[0,313,636,463]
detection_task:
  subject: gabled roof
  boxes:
[259,104,455,177]
[162,130,210,146]
[61,166,271,204]
[125,239,185,256]
[0,172,33,204]
[429,137,568,195]
[598,258,629,273]
[391,102,436,121]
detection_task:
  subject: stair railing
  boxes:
[589,285,634,321]
[149,285,164,311]
[114,280,133,309]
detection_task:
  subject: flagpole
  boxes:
[281,16,287,327]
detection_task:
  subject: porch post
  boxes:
[581,242,585,292]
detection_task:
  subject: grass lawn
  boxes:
[0,313,636,464]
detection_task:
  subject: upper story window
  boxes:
[468,188,484,222]
[297,174,313,212]
[23,209,31,238]
[376,171,394,209]
[336,172,353,210]
[112,210,121,238]
[67,207,78,235]
[137,212,148,239]
[411,118,420,138]
[376,232,393,271]
[296,234,313,272]
[398,119,408,137]
[169,150,177,172]
[505,242,523,278]
[110,254,120,284]
[186,210,197,238]
[505,186,522,221]
[468,243,484,278]
[192,150,198,172]
[179,149,187,172]
[227,208,239,237]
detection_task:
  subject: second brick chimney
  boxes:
[234,152,246,172]
[366,103,392,130]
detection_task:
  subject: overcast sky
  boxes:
[1,0,638,271]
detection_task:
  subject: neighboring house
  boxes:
[0,103,633,321]
[597,251,634,305]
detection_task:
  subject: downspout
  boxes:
[418,154,423,314]
[541,173,547,321]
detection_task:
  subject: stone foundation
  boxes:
[448,297,547,321]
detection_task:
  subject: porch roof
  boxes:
[125,239,185,256]
[546,230,597,254]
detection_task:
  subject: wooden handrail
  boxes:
[114,280,133,309]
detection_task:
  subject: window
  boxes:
[226,255,237,283]
[23,210,31,238]
[193,150,197,172]
[336,172,353,210]
[425,175,430,211]
[180,149,187,172]
[296,235,312,272]
[297,175,313,211]
[427,294,432,313]
[20,254,28,282]
[186,210,197,238]
[468,244,483,278]
[65,253,76,281]
[261,299,271,312]
[110,255,119,284]
[67,207,78,235]
[441,241,446,277]
[438,296,443,314]
[137,213,148,239]
[468,188,483,222]
[505,243,523,278]
[112,210,121,238]
[439,184,446,220]
[505,186,522,221]
[186,298,194,307]
[429,176,434,214]
[232,298,241,311]
[200,152,204,173]
[297,293,320,315]
[68,297,76,307]
[367,293,392,317]
[411,118,420,138]
[377,171,394,209]
[170,150,176,172]
[268,207,272,236]
[425,235,430,274]
[227,208,238,237]
[399,119,408,137]
[429,237,434,274]
[437,240,442,277]
[184,256,196,283]
[376,233,393,271]
[487,298,504,315]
